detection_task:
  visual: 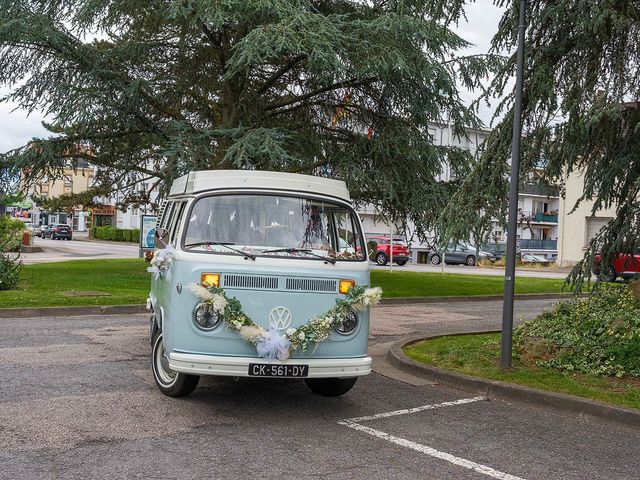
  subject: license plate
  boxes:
[248,363,308,378]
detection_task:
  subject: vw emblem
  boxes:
[268,306,292,330]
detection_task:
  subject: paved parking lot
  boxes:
[1,305,639,479]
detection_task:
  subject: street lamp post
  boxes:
[501,0,527,369]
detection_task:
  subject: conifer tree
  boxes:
[0,0,500,240]
[441,0,640,284]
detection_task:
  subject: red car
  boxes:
[367,236,410,266]
[594,251,640,281]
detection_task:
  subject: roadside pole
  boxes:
[501,0,527,369]
[389,219,393,272]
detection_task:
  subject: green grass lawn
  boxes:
[0,259,150,308]
[0,259,567,309]
[404,333,640,411]
[371,270,566,297]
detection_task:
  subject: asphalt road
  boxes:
[20,236,139,264]
[2,298,638,479]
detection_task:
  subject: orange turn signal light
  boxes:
[339,279,355,294]
[201,273,220,287]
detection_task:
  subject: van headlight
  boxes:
[193,302,222,330]
[334,309,358,335]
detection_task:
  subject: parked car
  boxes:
[594,251,640,282]
[478,242,521,261]
[49,224,72,240]
[25,223,42,237]
[428,243,494,266]
[367,236,410,266]
[520,254,551,264]
[40,224,56,238]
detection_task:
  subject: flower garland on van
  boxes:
[186,283,382,361]
[147,245,175,278]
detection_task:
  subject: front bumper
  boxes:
[169,352,372,378]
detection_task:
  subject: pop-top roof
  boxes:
[169,170,350,201]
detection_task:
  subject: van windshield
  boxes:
[182,194,365,261]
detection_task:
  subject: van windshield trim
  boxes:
[179,191,367,262]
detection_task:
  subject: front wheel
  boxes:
[465,255,476,266]
[396,260,407,266]
[430,254,441,265]
[152,332,199,397]
[305,377,357,397]
[606,265,617,283]
[375,252,388,266]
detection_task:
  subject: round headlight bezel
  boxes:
[192,302,223,331]
[334,309,359,335]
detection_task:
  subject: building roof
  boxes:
[169,170,351,201]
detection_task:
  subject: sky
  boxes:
[0,0,505,155]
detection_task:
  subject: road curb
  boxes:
[0,304,148,319]
[387,333,640,428]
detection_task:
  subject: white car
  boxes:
[25,223,42,237]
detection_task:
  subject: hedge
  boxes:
[91,226,140,243]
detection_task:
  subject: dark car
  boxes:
[49,224,73,240]
[367,236,410,266]
[428,243,495,266]
[40,224,56,238]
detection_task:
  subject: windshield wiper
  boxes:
[261,247,336,264]
[185,241,256,260]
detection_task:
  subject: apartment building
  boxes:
[21,158,94,230]
[22,155,160,231]
[357,123,563,262]
[357,122,492,262]
[557,170,616,266]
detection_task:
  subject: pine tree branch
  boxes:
[255,55,306,96]
[265,77,378,112]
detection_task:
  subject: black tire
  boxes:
[396,260,407,266]
[305,377,357,397]
[149,311,159,346]
[606,265,617,283]
[430,254,441,265]
[465,255,476,266]
[151,331,199,397]
[375,252,388,266]
[52,234,57,240]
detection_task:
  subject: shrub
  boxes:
[0,253,21,290]
[92,226,139,242]
[0,216,26,252]
[514,285,640,377]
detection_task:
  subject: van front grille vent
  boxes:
[285,278,337,293]
[223,274,279,290]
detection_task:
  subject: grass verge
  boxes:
[371,270,566,297]
[404,333,640,411]
[0,259,150,308]
[0,259,567,309]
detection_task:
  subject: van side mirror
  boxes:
[154,228,170,249]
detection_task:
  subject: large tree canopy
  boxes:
[441,0,640,284]
[0,0,500,240]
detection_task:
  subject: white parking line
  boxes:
[338,396,528,480]
[341,396,486,424]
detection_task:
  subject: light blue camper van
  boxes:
[148,170,378,398]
